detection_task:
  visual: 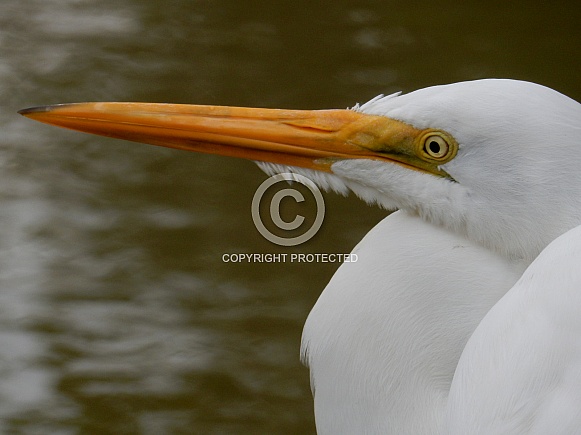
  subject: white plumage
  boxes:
[19,79,581,434]
[301,80,581,433]
[302,211,526,433]
[447,223,581,435]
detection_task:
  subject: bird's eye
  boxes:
[422,134,450,160]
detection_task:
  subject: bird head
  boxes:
[19,79,581,260]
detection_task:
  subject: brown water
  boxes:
[2,1,580,433]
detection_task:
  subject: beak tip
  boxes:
[18,103,77,118]
[18,105,50,117]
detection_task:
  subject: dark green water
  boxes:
[1,1,580,433]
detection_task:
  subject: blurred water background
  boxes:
[1,1,580,433]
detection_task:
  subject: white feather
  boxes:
[302,211,526,434]
[255,162,350,195]
[297,79,581,434]
[447,224,581,434]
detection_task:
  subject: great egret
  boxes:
[20,79,581,434]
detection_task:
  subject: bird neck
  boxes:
[333,158,581,262]
[301,212,525,434]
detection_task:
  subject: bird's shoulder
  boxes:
[447,224,581,434]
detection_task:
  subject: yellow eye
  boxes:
[423,134,450,160]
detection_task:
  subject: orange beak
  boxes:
[18,102,427,173]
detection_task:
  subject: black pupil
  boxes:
[429,140,441,155]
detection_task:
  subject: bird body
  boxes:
[19,79,581,434]
[302,211,526,434]
[447,223,581,435]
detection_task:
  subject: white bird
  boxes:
[447,223,581,434]
[19,79,581,434]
